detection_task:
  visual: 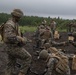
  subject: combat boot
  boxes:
[18,72,25,75]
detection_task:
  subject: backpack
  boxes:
[55,56,69,74]
[48,47,69,74]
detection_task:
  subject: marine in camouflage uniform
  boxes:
[50,20,56,36]
[34,21,53,48]
[39,49,70,75]
[39,26,53,48]
[3,9,32,75]
[38,21,66,48]
[38,24,66,49]
[33,24,45,48]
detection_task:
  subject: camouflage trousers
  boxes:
[4,44,32,75]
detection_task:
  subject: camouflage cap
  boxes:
[39,50,49,60]
[11,9,23,18]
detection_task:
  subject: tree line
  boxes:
[0,13,75,30]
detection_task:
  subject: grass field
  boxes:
[20,26,67,33]
[19,26,37,33]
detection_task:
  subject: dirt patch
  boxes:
[0,32,76,75]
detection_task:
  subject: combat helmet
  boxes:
[39,50,49,60]
[11,9,23,18]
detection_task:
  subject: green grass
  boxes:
[57,28,67,32]
[19,26,37,33]
[20,26,67,33]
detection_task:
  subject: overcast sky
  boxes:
[0,0,76,19]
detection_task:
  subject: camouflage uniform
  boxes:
[50,20,56,36]
[45,57,70,75]
[43,40,67,50]
[3,9,32,75]
[38,25,66,48]
[33,22,46,48]
[34,23,53,48]
[39,50,70,75]
[51,41,66,47]
[71,32,76,47]
[39,26,53,48]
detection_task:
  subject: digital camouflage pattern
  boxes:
[3,9,32,75]
[50,20,56,35]
[39,49,70,75]
[45,56,70,75]
[39,26,53,48]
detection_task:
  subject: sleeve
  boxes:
[51,41,64,47]
[45,58,57,75]
[4,24,21,43]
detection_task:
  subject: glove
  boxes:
[17,36,25,43]
[17,36,27,47]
